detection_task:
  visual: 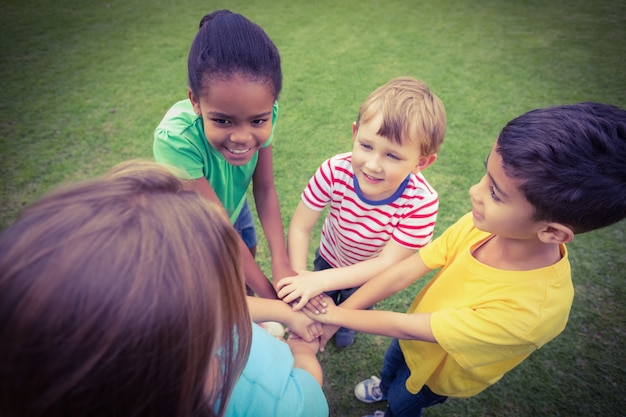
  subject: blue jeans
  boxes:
[313,250,371,345]
[313,251,359,303]
[379,339,447,417]
[233,199,257,250]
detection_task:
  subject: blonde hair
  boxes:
[356,76,446,156]
[0,160,251,417]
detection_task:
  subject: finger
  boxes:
[280,291,298,304]
[293,296,309,311]
[308,323,320,339]
[319,333,331,352]
[314,322,324,337]
[303,303,319,315]
[276,285,292,299]
[318,294,329,307]
[313,294,329,308]
[275,278,291,291]
[306,297,326,314]
[307,327,317,342]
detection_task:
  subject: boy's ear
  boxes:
[188,88,201,116]
[537,222,575,244]
[352,121,358,141]
[412,154,438,173]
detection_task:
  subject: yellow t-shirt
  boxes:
[399,213,573,397]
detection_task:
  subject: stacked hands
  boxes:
[275,272,338,352]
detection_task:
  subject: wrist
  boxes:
[314,270,333,293]
[288,338,319,355]
[272,258,294,274]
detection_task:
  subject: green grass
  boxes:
[1,0,625,416]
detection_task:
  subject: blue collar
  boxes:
[353,174,411,205]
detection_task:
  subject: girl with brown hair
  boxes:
[0,161,251,417]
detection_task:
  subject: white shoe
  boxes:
[259,321,285,339]
[354,375,385,403]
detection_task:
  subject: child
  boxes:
[304,102,626,417]
[231,296,327,417]
[0,160,328,417]
[154,10,291,299]
[0,161,251,417]
[277,77,446,348]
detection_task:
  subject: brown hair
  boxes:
[356,76,447,156]
[0,160,251,417]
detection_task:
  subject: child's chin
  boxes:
[224,153,254,166]
[471,217,489,232]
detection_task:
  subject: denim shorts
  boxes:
[233,198,257,249]
[313,250,361,305]
[380,339,447,417]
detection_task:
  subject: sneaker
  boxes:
[354,375,385,403]
[362,412,385,417]
[259,321,285,339]
[334,327,356,349]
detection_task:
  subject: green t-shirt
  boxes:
[153,99,278,223]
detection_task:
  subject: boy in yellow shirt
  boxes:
[304,102,626,417]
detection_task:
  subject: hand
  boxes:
[287,332,320,355]
[301,295,337,324]
[300,295,339,352]
[276,270,325,310]
[271,262,297,290]
[285,309,324,342]
[319,323,339,352]
[302,294,328,315]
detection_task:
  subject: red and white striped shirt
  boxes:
[302,153,439,268]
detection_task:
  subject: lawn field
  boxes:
[1,1,624,415]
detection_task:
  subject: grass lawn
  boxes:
[1,0,625,416]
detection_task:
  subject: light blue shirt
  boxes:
[225,323,329,417]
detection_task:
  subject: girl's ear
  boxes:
[188,88,201,116]
[537,222,575,244]
[412,154,438,174]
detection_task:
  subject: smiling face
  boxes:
[351,114,426,201]
[189,74,275,166]
[469,144,543,239]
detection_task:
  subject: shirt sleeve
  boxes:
[153,128,205,180]
[301,157,334,211]
[391,193,439,250]
[419,212,476,270]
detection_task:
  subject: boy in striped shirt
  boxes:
[277,77,446,349]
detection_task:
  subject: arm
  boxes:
[287,200,322,272]
[287,334,323,385]
[338,250,430,310]
[252,146,295,283]
[277,239,415,309]
[192,178,277,299]
[246,296,323,342]
[305,295,435,343]
[317,251,432,349]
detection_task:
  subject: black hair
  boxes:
[188,10,282,100]
[497,102,626,233]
